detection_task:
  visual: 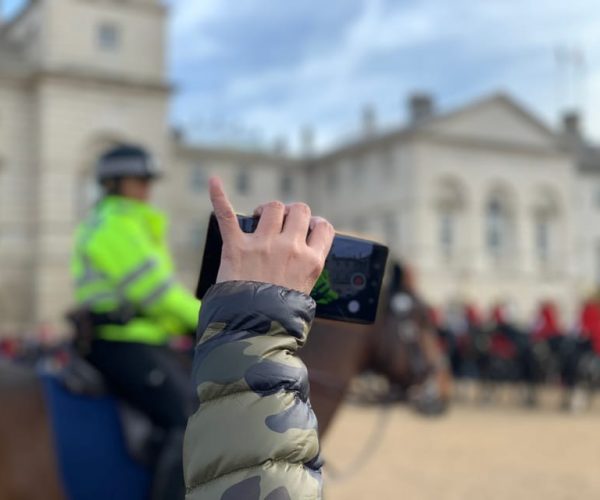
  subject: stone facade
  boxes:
[1,0,599,334]
[0,0,169,332]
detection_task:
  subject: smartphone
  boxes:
[195,213,389,324]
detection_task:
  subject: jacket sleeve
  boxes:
[183,281,323,500]
[89,216,200,332]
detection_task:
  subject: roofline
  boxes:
[173,140,302,168]
[0,0,39,38]
[316,91,560,164]
[428,92,557,139]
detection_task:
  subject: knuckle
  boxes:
[292,202,311,216]
[266,200,285,212]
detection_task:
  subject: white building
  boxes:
[0,0,598,334]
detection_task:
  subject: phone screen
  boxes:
[195,214,389,324]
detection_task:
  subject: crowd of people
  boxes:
[434,298,600,406]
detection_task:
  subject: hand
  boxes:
[209,177,335,295]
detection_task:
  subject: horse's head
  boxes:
[369,291,452,415]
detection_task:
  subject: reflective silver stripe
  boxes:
[81,291,119,308]
[118,259,158,291]
[140,278,174,308]
[76,255,108,287]
[76,270,107,288]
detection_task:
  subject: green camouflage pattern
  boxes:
[184,281,323,500]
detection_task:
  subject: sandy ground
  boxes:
[321,387,600,500]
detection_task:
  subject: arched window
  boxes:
[532,188,561,269]
[434,179,466,260]
[485,189,514,260]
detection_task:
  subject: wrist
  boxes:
[198,281,316,343]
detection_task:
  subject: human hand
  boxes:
[209,177,335,295]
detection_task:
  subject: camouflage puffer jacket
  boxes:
[184,281,323,500]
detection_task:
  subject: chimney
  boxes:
[361,104,377,137]
[300,126,315,158]
[560,110,584,150]
[408,93,434,124]
[172,127,185,144]
[273,136,288,156]
[562,111,581,137]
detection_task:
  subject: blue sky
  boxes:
[4,0,600,151]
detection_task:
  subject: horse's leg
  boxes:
[0,378,64,500]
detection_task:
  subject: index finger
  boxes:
[209,177,241,240]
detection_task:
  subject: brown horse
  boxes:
[0,362,64,500]
[301,301,452,437]
[0,296,450,498]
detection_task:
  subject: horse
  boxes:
[300,296,452,437]
[0,289,450,499]
[0,361,64,500]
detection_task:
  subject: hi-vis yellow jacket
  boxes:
[71,196,200,345]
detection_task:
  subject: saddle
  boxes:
[61,307,164,466]
[57,353,163,466]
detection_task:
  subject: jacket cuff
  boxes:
[197,281,316,343]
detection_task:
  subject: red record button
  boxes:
[352,273,366,288]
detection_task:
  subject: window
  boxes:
[486,198,504,255]
[596,243,600,287]
[381,148,395,179]
[326,166,338,192]
[535,216,550,263]
[190,164,207,192]
[97,22,121,51]
[236,168,250,195]
[439,211,455,259]
[383,212,399,247]
[76,173,101,216]
[280,172,293,199]
[352,157,363,182]
[435,179,465,262]
[191,221,207,249]
[485,195,513,259]
[532,188,561,269]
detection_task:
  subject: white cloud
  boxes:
[169,0,600,148]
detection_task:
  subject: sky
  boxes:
[4,0,600,152]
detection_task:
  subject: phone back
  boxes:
[196,214,389,324]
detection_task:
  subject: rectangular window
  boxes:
[535,218,549,263]
[596,244,600,287]
[191,221,207,249]
[352,157,363,182]
[381,148,395,179]
[326,166,337,192]
[440,212,454,258]
[280,172,293,199]
[97,22,121,51]
[190,164,207,192]
[383,212,398,247]
[236,168,250,195]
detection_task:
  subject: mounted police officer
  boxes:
[71,144,200,500]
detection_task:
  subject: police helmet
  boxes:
[96,145,161,183]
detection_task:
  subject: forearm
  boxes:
[184,281,322,500]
